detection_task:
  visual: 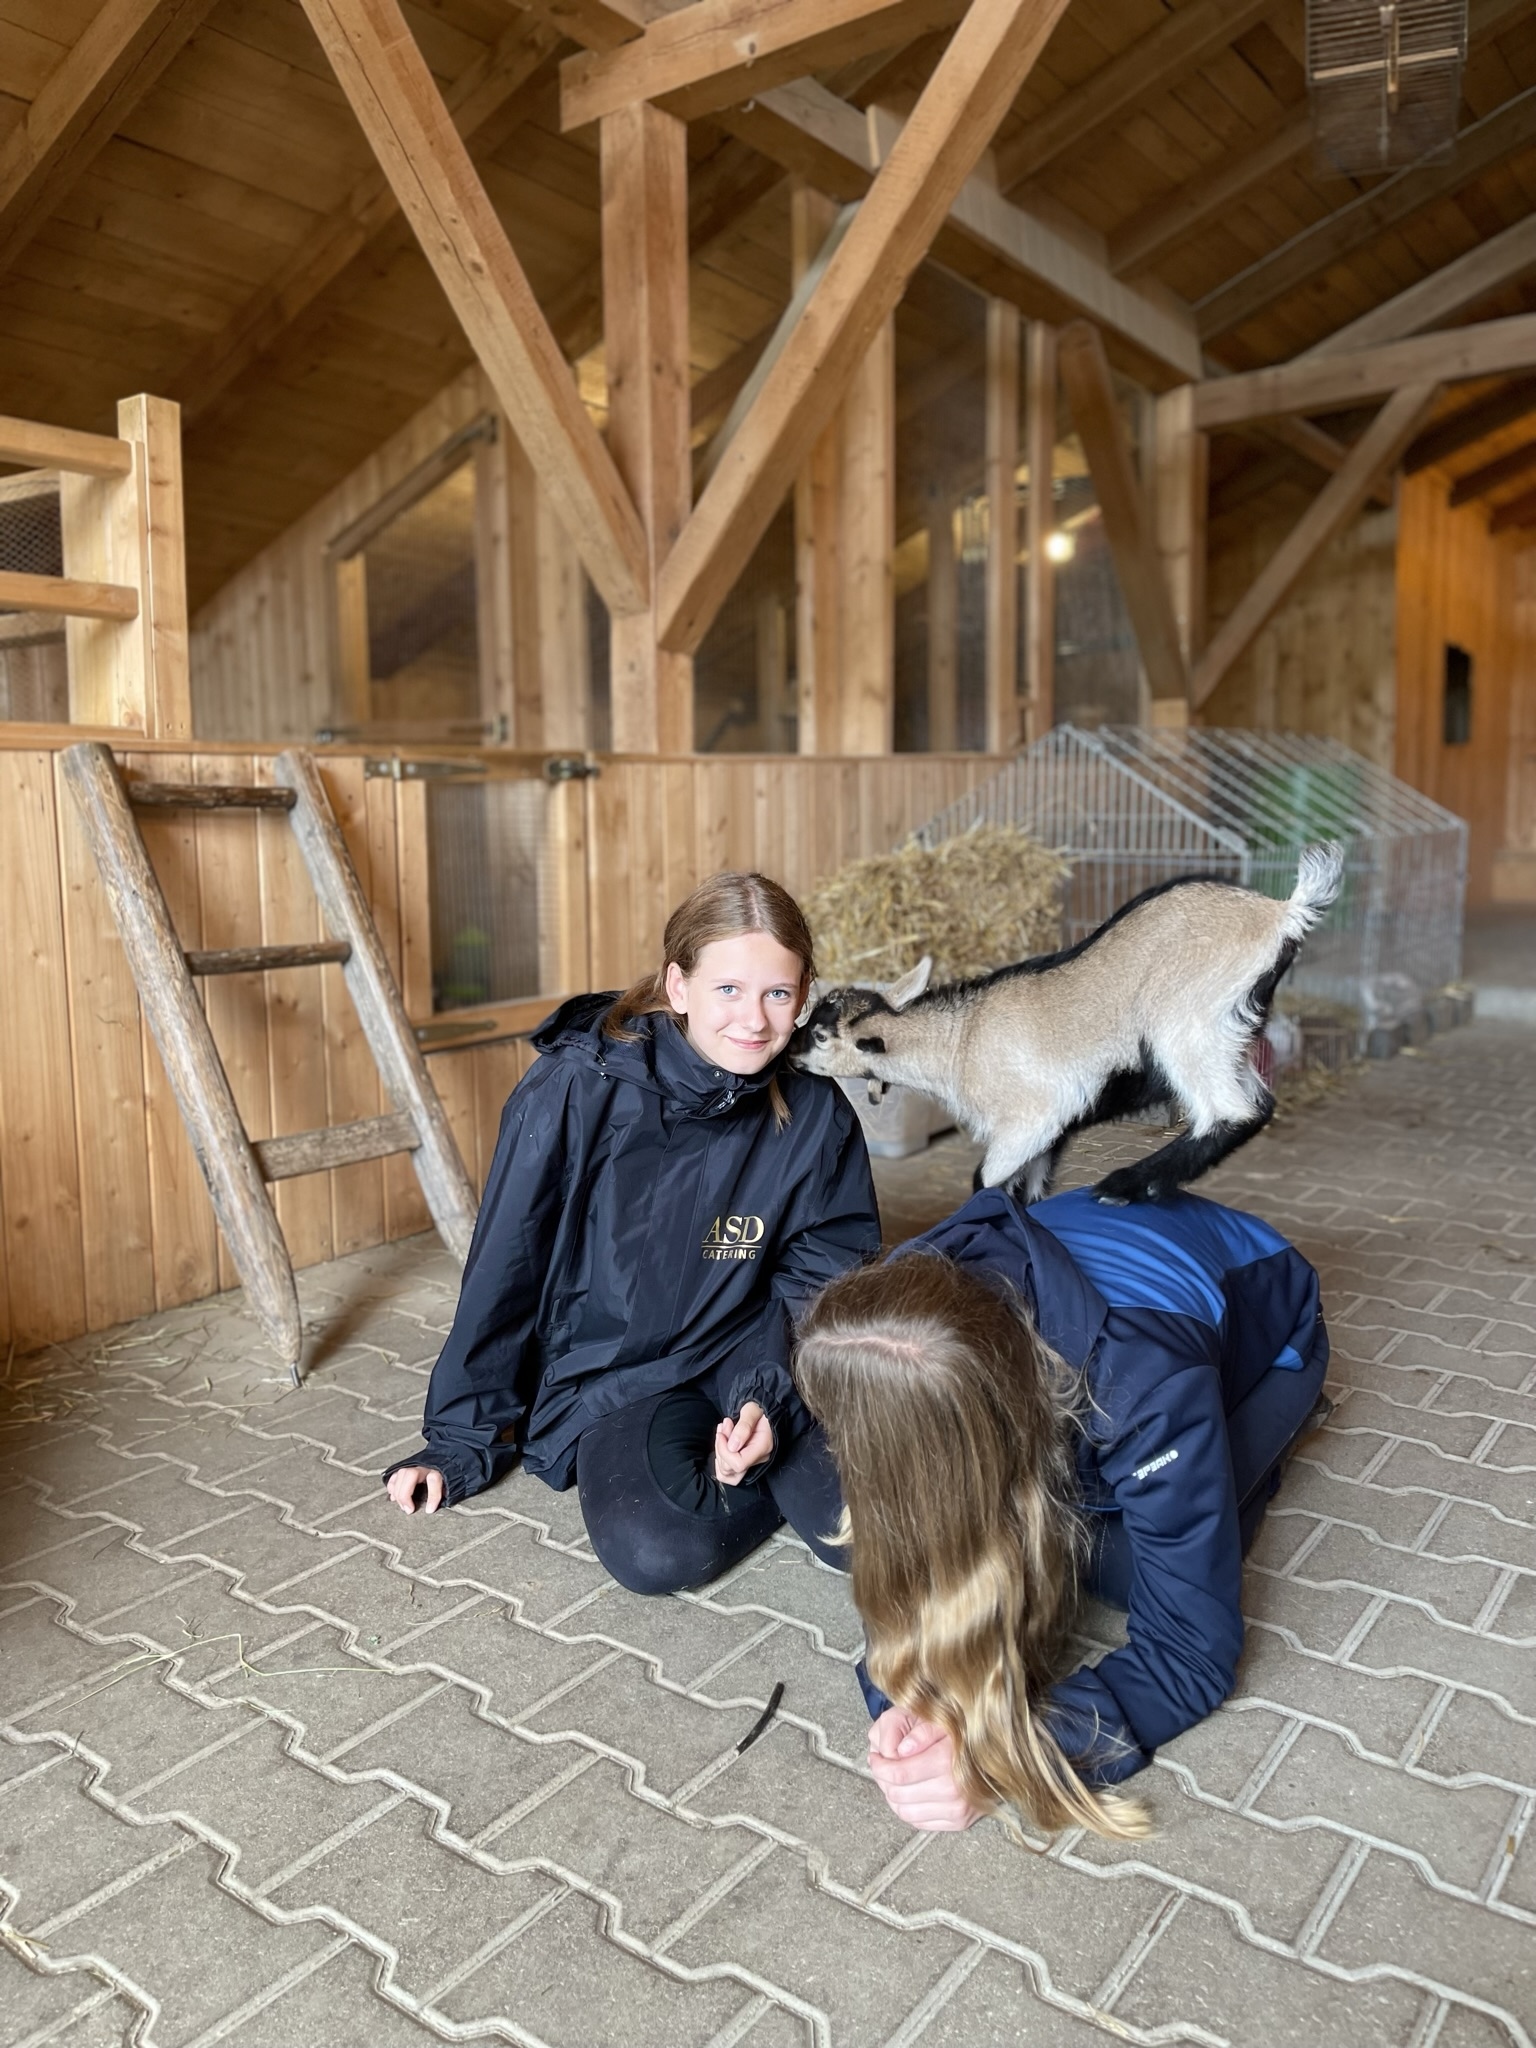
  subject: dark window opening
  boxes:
[1443,644,1472,746]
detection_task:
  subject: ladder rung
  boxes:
[254,1112,420,1181]
[185,941,352,976]
[128,781,297,811]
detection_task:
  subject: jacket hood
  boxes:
[530,991,782,1114]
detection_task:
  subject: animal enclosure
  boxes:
[912,725,1469,1026]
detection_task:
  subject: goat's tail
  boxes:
[1280,841,1346,940]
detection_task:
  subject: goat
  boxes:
[792,844,1345,1205]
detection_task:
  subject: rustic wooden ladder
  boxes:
[62,741,479,1383]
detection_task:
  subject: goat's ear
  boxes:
[795,978,827,1028]
[885,956,932,1011]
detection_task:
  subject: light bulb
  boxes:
[1045,529,1075,564]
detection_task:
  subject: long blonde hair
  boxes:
[604,871,815,1128]
[795,1254,1150,1841]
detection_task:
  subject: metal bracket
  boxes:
[361,758,489,781]
[544,756,600,783]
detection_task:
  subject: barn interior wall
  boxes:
[0,737,998,1358]
[1395,470,1536,906]
[1201,491,1399,770]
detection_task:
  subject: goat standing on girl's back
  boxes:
[793,844,1345,1205]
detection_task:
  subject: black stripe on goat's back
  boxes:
[924,872,1246,1003]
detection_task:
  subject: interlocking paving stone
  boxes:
[4,1021,1536,2044]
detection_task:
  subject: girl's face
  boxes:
[665,932,808,1076]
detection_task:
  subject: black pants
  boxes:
[576,1361,845,1596]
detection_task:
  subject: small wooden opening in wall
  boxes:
[1443,643,1473,746]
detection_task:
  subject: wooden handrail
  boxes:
[0,415,134,478]
[0,570,140,621]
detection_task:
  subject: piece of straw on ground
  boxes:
[805,825,1068,985]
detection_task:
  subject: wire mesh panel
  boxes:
[911,726,1467,1026]
[0,472,68,722]
[425,778,548,1010]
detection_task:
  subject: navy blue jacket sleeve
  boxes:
[1044,1317,1244,1785]
[383,1060,572,1506]
[724,1090,880,1442]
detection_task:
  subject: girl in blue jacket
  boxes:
[384,871,880,1598]
[795,1184,1330,1838]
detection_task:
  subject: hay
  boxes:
[805,824,1067,985]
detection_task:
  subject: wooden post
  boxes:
[985,298,1021,753]
[926,494,958,751]
[792,183,895,755]
[1152,382,1206,731]
[602,100,693,752]
[474,424,515,742]
[58,393,189,735]
[1023,319,1056,738]
[333,552,372,729]
[755,589,792,749]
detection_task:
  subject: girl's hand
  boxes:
[385,1465,445,1514]
[714,1402,773,1484]
[867,1708,982,1831]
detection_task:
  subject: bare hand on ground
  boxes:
[386,1464,445,1514]
[714,1401,773,1484]
[868,1707,982,1831]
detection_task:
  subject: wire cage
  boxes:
[909,725,1468,1029]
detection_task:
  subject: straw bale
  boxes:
[805,825,1067,985]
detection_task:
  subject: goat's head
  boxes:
[789,956,933,1078]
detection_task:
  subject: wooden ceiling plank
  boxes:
[1489,479,1536,529]
[561,0,965,130]
[1449,435,1536,503]
[993,0,1270,197]
[173,19,561,426]
[655,0,1077,658]
[0,0,221,279]
[1405,374,1536,469]
[1057,317,1188,707]
[1197,87,1536,343]
[297,0,650,615]
[1191,381,1441,706]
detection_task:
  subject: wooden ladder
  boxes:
[62,741,479,1383]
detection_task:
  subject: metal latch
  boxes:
[544,756,600,783]
[361,757,489,781]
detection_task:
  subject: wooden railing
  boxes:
[0,397,190,737]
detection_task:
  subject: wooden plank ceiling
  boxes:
[3,0,1536,613]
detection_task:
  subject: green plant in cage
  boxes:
[1244,759,1358,922]
[441,924,491,1008]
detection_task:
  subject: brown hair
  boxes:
[604,871,816,1128]
[795,1254,1151,1841]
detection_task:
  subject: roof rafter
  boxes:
[0,0,219,279]
[1448,438,1536,506]
[1489,482,1536,530]
[1404,376,1536,471]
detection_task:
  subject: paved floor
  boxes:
[3,1024,1535,2048]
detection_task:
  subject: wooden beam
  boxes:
[298,0,650,617]
[119,394,191,740]
[174,22,561,426]
[726,84,1200,386]
[0,571,138,620]
[1193,311,1536,428]
[1405,376,1536,471]
[602,101,694,752]
[1489,482,1536,532]
[994,0,1270,196]
[1310,212,1536,361]
[1023,317,1055,735]
[0,416,132,478]
[1110,110,1311,279]
[926,495,958,750]
[1191,383,1440,708]
[985,297,1020,754]
[1153,381,1206,667]
[0,0,218,279]
[516,0,645,51]
[1196,88,1536,343]
[1449,437,1536,507]
[1057,320,1187,709]
[561,0,965,128]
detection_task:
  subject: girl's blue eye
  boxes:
[768,988,792,1001]
[717,984,738,995]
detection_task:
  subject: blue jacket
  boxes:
[861,1185,1328,1784]
[386,996,880,1503]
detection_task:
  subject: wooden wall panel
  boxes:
[1394,473,1532,906]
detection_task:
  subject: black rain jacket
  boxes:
[385,994,880,1504]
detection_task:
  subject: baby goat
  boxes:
[793,844,1345,1204]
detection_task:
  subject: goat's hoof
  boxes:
[1092,1169,1142,1205]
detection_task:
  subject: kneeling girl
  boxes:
[796,1184,1330,1837]
[385,872,879,1595]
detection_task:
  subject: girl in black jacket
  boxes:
[384,872,880,1597]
